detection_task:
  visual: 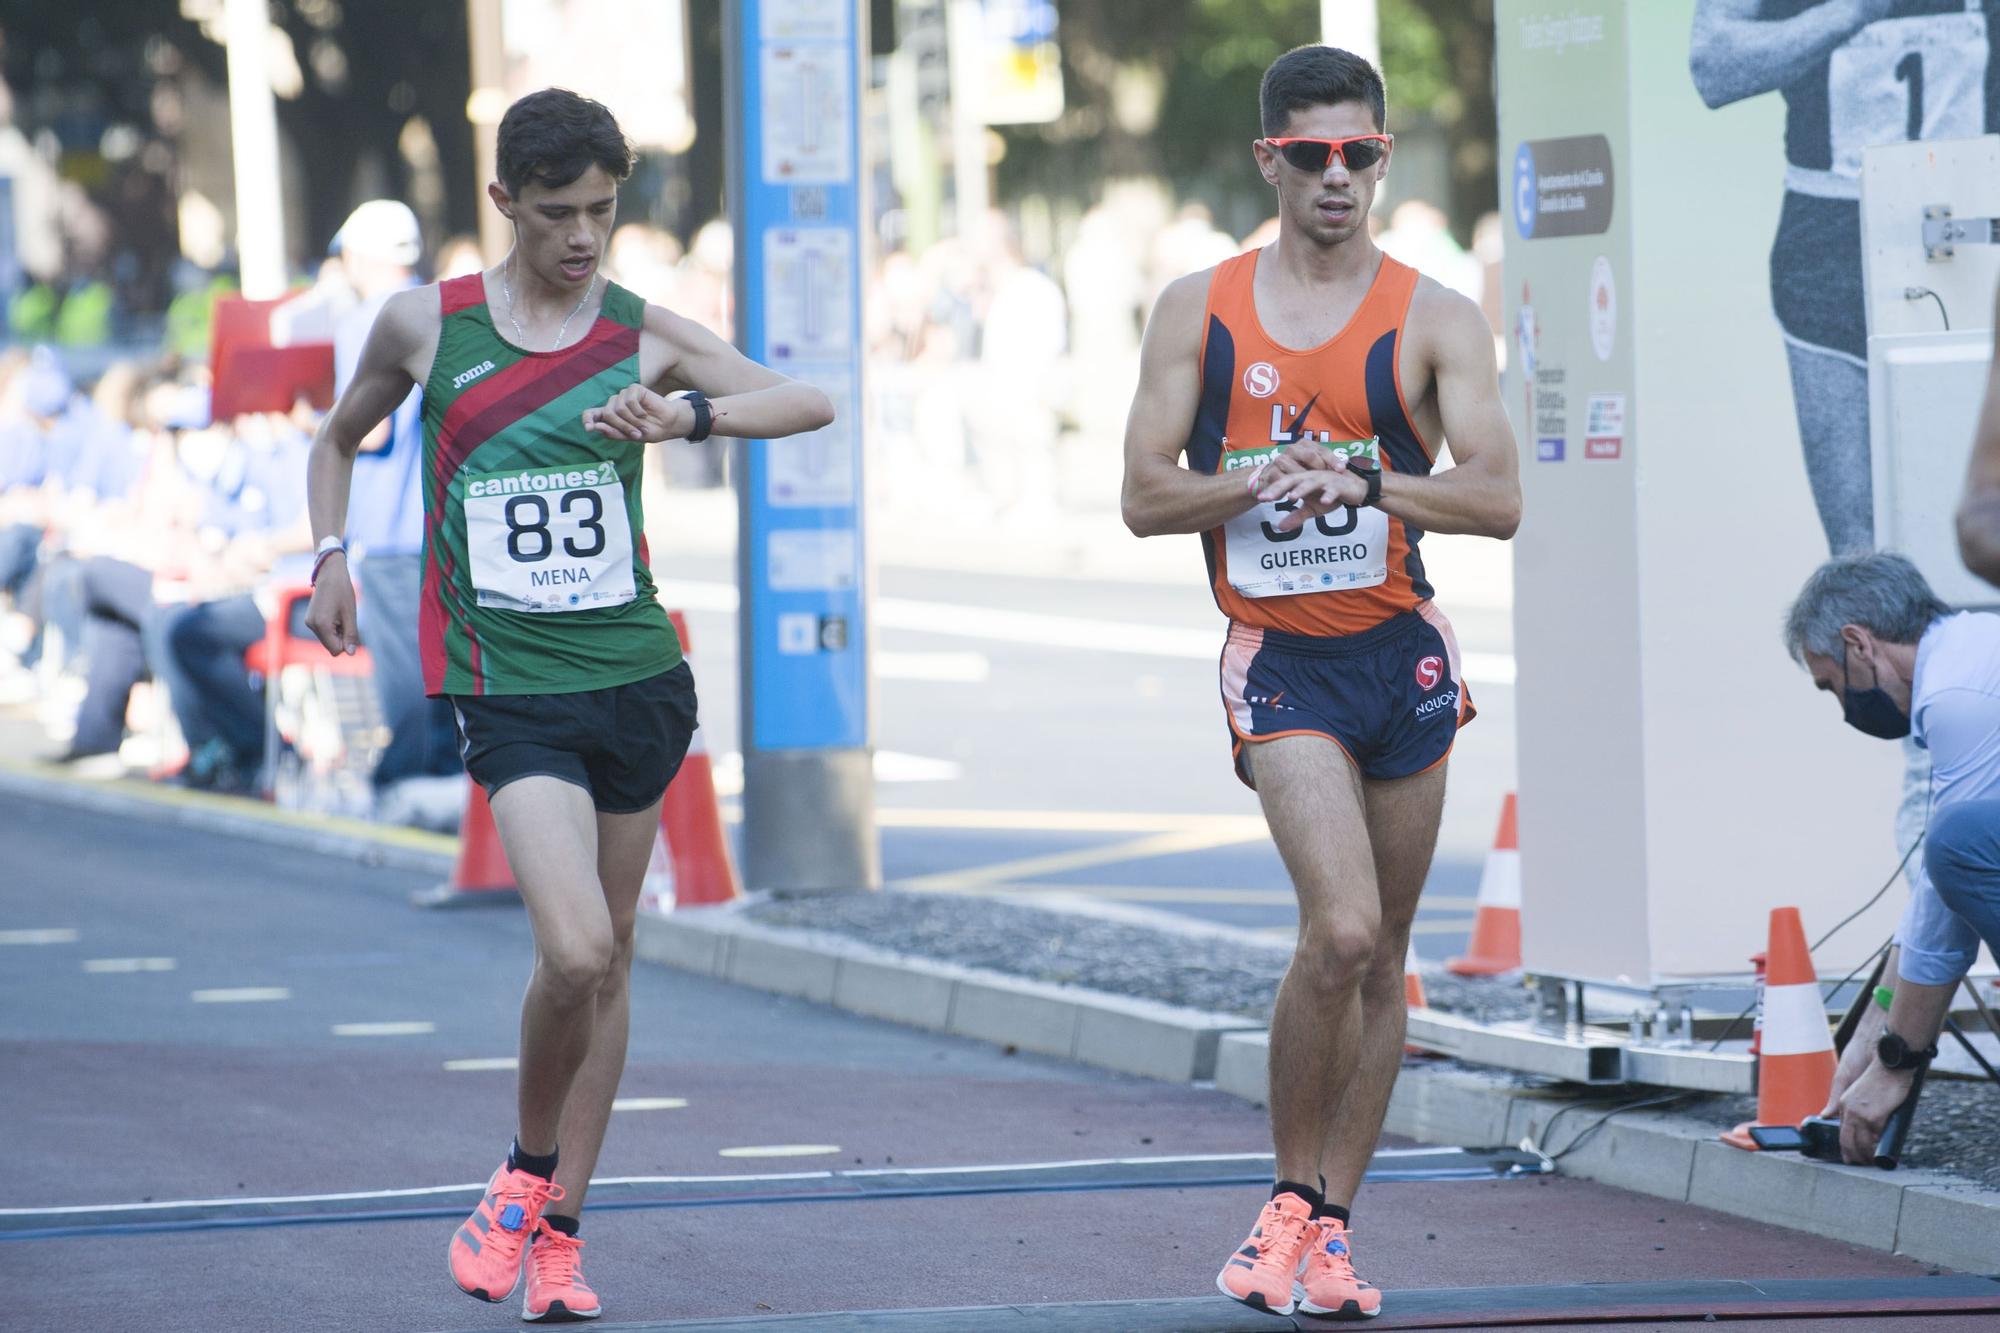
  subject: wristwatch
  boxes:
[1876,1029,1937,1071]
[1349,462,1383,507]
[675,390,714,443]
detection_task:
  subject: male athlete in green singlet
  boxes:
[304,90,832,1322]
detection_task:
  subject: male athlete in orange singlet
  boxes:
[1120,45,1521,1320]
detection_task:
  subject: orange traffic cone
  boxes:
[661,612,739,908]
[1449,793,1521,975]
[1722,908,1835,1149]
[1404,941,1431,1056]
[413,783,520,908]
[637,827,676,916]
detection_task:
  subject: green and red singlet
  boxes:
[418,273,681,696]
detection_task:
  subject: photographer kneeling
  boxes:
[1784,553,2000,1164]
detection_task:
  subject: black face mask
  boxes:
[1841,644,1911,740]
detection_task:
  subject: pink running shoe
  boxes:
[1294,1217,1383,1319]
[1214,1191,1313,1316]
[448,1161,565,1303]
[523,1219,601,1322]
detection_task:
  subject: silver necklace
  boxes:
[500,260,596,351]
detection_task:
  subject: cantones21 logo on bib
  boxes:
[1415,656,1444,690]
[1243,362,1279,398]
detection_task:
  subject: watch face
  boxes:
[1877,1032,1907,1067]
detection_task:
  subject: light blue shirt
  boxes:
[1897,611,2000,985]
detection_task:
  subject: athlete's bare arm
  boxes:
[1689,0,1894,109]
[304,285,441,656]
[1121,272,1261,537]
[1958,282,2000,588]
[1260,287,1520,541]
[582,304,834,444]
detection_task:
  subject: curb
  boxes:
[634,904,1264,1084]
[1216,1032,2000,1275]
[0,762,457,877]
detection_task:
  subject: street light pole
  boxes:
[1321,0,1381,68]
[223,0,287,298]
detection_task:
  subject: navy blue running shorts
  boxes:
[1220,609,1474,787]
[450,662,698,814]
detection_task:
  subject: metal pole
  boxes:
[465,0,508,264]
[223,0,287,298]
[945,0,988,240]
[1320,0,1381,68]
[726,0,881,893]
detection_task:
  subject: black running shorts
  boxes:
[450,662,698,814]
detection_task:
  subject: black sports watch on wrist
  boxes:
[1350,462,1383,507]
[679,390,714,443]
[1876,1029,1938,1071]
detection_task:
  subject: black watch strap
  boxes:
[1355,462,1383,507]
[682,390,714,443]
[1878,1030,1938,1070]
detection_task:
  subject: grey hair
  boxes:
[1783,552,1949,664]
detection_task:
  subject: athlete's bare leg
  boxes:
[550,798,663,1212]
[490,776,613,1159]
[1318,762,1447,1207]
[1253,735,1380,1186]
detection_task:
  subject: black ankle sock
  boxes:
[1272,1178,1324,1212]
[1315,1201,1351,1225]
[509,1137,559,1180]
[542,1213,580,1238]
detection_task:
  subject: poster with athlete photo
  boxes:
[1689,0,2000,556]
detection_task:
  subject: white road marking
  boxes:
[876,808,1271,835]
[656,578,1517,684]
[612,1097,689,1112]
[191,987,290,1003]
[717,1144,844,1159]
[83,957,176,973]
[0,928,78,945]
[444,1057,518,1072]
[333,1021,435,1036]
[874,650,991,683]
[0,1150,1489,1219]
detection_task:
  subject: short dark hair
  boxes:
[1259,45,1386,136]
[496,89,634,197]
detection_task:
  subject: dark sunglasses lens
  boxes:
[1279,141,1332,173]
[1339,139,1385,170]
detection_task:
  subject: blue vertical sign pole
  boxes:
[726,0,880,891]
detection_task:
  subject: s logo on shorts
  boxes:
[1415,656,1444,691]
[1242,362,1280,398]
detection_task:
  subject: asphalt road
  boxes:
[653,554,1515,960]
[3,792,1969,1333]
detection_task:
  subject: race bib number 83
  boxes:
[1223,438,1389,598]
[464,462,637,613]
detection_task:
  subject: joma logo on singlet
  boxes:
[452,359,497,390]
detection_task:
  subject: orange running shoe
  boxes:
[1214,1191,1313,1316]
[523,1219,601,1322]
[448,1161,565,1303]
[1294,1217,1383,1319]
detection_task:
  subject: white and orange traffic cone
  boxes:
[1404,941,1432,1056]
[414,783,520,908]
[1449,793,1521,976]
[1722,908,1835,1150]
[661,612,739,909]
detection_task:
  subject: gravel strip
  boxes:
[747,890,1997,1191]
[749,891,1537,1023]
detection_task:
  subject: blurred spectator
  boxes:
[970,210,1067,523]
[323,199,464,822]
[1377,199,1483,303]
[436,234,487,281]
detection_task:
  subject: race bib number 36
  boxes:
[1223,438,1389,598]
[464,462,637,613]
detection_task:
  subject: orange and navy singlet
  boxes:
[419,273,680,697]
[1189,249,1435,637]
[1191,250,1473,785]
